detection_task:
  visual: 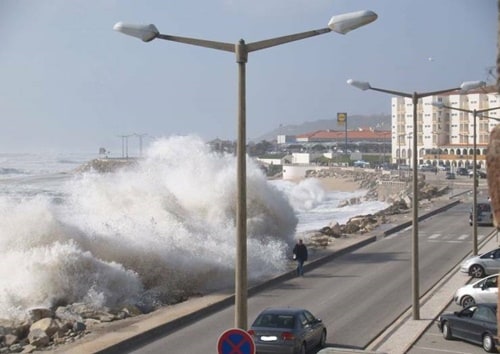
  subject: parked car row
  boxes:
[437,243,500,353]
[469,170,488,179]
[454,167,488,178]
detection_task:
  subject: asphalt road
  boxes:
[117,200,487,354]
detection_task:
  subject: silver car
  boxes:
[248,307,326,354]
[454,274,498,307]
[460,248,500,278]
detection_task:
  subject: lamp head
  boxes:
[328,10,377,34]
[460,80,486,93]
[347,79,371,91]
[113,22,159,42]
[431,101,445,109]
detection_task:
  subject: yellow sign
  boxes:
[337,112,347,125]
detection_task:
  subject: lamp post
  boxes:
[347,79,485,320]
[432,131,444,168]
[407,132,413,173]
[396,133,403,178]
[114,11,377,330]
[432,103,500,256]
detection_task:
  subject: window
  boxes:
[303,311,316,324]
[473,307,496,322]
[484,277,497,289]
[298,313,308,328]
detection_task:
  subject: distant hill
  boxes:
[251,114,391,142]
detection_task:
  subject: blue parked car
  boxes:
[437,303,498,353]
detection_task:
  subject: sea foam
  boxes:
[0,136,299,320]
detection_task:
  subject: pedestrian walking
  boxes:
[292,239,308,276]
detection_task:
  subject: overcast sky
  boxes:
[0,0,496,154]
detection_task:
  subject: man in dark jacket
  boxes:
[293,239,308,276]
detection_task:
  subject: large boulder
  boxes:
[27,328,49,347]
[30,318,60,338]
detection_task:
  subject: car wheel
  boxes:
[442,321,452,340]
[483,333,497,353]
[461,295,475,308]
[318,330,326,348]
[469,264,485,278]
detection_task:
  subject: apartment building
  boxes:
[391,85,499,170]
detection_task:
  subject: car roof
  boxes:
[467,303,498,310]
[472,273,499,284]
[472,247,500,257]
[259,307,306,315]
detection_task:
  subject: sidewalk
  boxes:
[55,197,470,354]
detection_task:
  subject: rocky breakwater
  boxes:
[74,158,138,173]
[0,158,155,353]
[0,303,146,353]
[305,168,450,247]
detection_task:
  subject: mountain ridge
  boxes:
[251,114,391,142]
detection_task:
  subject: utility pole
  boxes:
[134,133,148,157]
[117,134,132,159]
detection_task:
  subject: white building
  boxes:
[391,85,499,170]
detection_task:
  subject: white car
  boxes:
[460,248,500,278]
[454,274,498,308]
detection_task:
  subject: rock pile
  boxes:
[305,168,450,246]
[0,303,144,353]
[74,158,137,174]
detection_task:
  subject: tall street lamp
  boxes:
[347,79,485,320]
[114,10,378,330]
[432,102,500,256]
[407,132,413,172]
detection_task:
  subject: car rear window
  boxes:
[253,314,295,328]
[478,203,491,212]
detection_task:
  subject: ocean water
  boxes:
[0,136,388,320]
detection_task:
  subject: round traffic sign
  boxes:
[217,328,256,354]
